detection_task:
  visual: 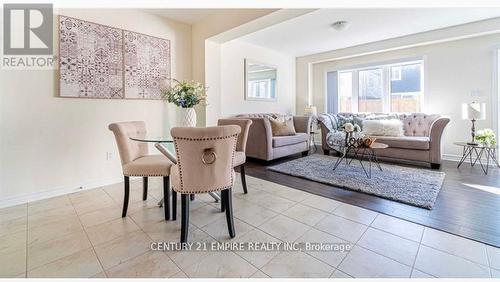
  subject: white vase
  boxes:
[181,107,196,127]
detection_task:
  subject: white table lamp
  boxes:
[462,102,486,145]
[304,105,318,117]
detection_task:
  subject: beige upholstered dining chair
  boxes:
[217,118,252,194]
[170,125,240,243]
[108,121,173,220]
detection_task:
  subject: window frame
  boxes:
[335,59,424,113]
[495,49,500,145]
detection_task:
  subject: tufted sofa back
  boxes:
[399,113,440,137]
[235,113,279,119]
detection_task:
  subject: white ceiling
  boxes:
[239,8,500,57]
[146,9,229,24]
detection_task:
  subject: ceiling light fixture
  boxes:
[331,21,350,31]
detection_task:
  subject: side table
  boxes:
[454,142,500,175]
[309,130,318,153]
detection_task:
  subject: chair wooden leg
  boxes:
[220,189,226,213]
[142,177,148,201]
[163,177,170,220]
[223,188,235,238]
[180,194,190,243]
[172,190,177,221]
[190,194,195,201]
[240,164,248,194]
[122,176,130,217]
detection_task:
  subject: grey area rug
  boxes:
[268,154,445,209]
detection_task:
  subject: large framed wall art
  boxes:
[58,16,171,100]
[124,31,171,99]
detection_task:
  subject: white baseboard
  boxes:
[442,154,462,162]
[442,153,498,163]
[0,176,126,209]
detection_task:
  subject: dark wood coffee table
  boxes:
[332,142,388,178]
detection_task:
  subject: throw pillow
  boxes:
[362,119,404,137]
[365,114,400,120]
[352,116,365,130]
[318,113,338,132]
[269,117,296,136]
[336,115,351,129]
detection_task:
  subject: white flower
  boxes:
[344,122,354,133]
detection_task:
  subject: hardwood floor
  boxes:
[243,152,500,248]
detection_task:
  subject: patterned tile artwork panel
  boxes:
[58,16,171,100]
[59,16,124,98]
[124,31,171,99]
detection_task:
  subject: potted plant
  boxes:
[475,128,497,146]
[163,79,207,127]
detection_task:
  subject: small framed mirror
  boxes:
[245,59,277,101]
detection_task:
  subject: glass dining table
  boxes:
[129,136,221,206]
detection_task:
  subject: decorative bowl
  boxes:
[363,137,377,147]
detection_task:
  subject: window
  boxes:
[358,68,383,112]
[390,63,422,112]
[391,66,402,81]
[332,60,423,113]
[338,72,352,112]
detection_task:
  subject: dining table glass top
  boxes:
[129,136,173,143]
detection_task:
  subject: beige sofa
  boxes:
[235,113,312,161]
[319,113,450,169]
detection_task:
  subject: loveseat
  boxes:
[319,113,450,169]
[234,113,312,161]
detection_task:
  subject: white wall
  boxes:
[301,33,500,160]
[204,40,222,126]
[208,40,295,123]
[191,9,276,126]
[0,9,192,206]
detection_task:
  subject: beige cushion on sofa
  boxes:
[272,133,308,147]
[362,119,404,136]
[373,136,430,150]
[123,155,172,176]
[269,117,296,136]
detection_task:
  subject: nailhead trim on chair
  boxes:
[173,133,239,194]
[171,184,234,194]
[124,173,169,177]
[173,134,239,141]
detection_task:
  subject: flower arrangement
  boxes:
[162,79,207,108]
[341,122,361,133]
[341,122,364,147]
[475,128,497,146]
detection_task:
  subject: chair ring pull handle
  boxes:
[201,148,217,165]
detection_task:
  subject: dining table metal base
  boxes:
[157,191,220,207]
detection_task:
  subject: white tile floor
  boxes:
[0,174,499,278]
